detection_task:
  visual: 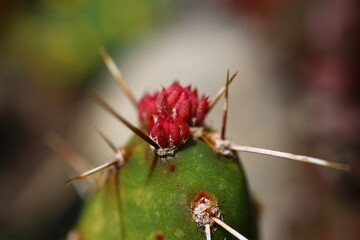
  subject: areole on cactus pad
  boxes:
[61,50,350,240]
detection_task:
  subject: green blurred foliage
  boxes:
[2,0,173,92]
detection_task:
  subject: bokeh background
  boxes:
[0,0,359,239]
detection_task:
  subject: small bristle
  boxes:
[147,153,159,181]
[90,93,160,149]
[208,71,238,112]
[230,145,351,171]
[205,224,211,240]
[46,133,96,184]
[211,217,248,240]
[66,161,119,184]
[95,127,118,153]
[99,48,137,107]
[220,70,230,140]
[198,134,219,153]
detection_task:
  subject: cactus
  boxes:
[59,50,350,240]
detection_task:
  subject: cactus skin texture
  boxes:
[74,133,257,240]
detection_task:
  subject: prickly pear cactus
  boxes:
[69,78,258,240]
[77,136,257,240]
[65,52,349,240]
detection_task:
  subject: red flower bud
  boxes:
[149,114,190,148]
[150,119,169,148]
[138,93,158,125]
[175,91,192,123]
[138,81,209,148]
[195,96,209,125]
[165,82,182,106]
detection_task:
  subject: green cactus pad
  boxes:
[76,134,257,240]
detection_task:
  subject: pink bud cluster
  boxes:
[138,82,209,148]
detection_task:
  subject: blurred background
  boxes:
[0,0,359,239]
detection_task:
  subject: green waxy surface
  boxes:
[77,135,257,240]
[78,173,121,239]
